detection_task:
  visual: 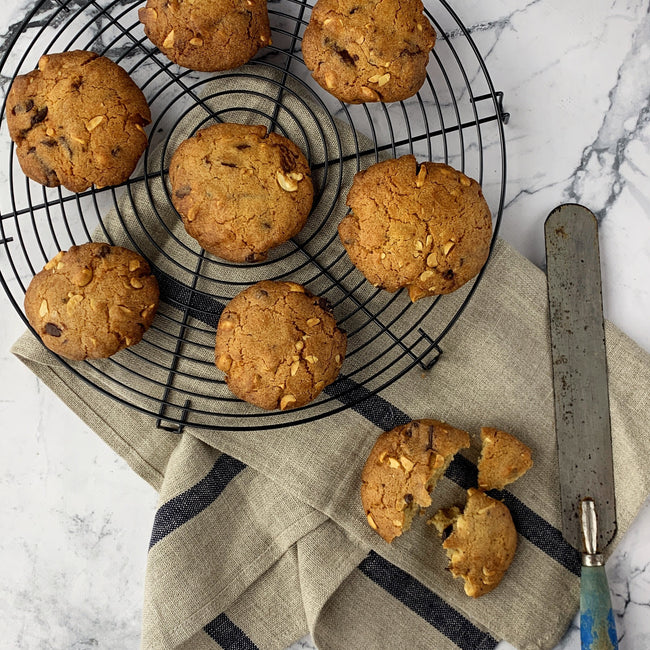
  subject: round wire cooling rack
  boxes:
[0,0,508,431]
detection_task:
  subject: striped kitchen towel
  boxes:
[11,70,650,650]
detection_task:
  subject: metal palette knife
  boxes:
[545,204,618,650]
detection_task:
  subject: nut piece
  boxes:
[459,174,472,187]
[44,251,64,270]
[443,241,456,256]
[360,86,380,101]
[39,300,48,317]
[86,116,105,132]
[220,318,235,331]
[129,259,141,272]
[295,340,304,351]
[186,206,198,222]
[163,30,175,49]
[289,172,304,181]
[305,355,319,364]
[377,73,391,86]
[276,171,299,192]
[306,317,321,327]
[414,240,423,251]
[367,513,378,530]
[387,457,400,469]
[420,270,435,282]
[335,354,341,364]
[216,353,232,372]
[130,277,144,289]
[74,267,93,287]
[286,283,305,293]
[290,360,300,376]
[325,72,336,89]
[427,252,438,267]
[368,73,383,84]
[399,456,414,472]
[190,37,203,47]
[280,394,297,410]
[416,165,427,188]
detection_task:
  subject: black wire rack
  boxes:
[0,0,508,431]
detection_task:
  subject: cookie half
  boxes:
[340,155,492,301]
[477,427,533,491]
[215,281,346,410]
[24,243,159,360]
[170,123,314,263]
[6,51,151,192]
[433,488,518,598]
[302,0,436,103]
[361,419,470,543]
[139,0,271,72]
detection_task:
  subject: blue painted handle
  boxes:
[580,565,618,649]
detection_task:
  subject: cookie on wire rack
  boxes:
[6,50,151,193]
[215,281,346,411]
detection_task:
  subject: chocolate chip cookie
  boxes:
[432,488,518,597]
[24,243,159,360]
[215,281,346,410]
[361,419,470,543]
[477,427,533,491]
[139,0,271,72]
[302,0,436,103]
[6,50,151,193]
[170,123,314,263]
[339,155,492,301]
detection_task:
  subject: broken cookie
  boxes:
[340,155,492,301]
[170,123,314,263]
[477,427,533,491]
[361,419,470,543]
[215,281,346,410]
[431,488,518,598]
[302,0,436,103]
[6,50,151,192]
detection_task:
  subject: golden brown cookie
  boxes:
[139,0,271,72]
[302,0,435,104]
[6,51,150,193]
[477,427,533,491]
[170,123,314,263]
[339,155,492,301]
[215,281,346,410]
[432,488,518,598]
[24,243,159,360]
[361,419,470,543]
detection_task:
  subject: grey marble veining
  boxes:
[0,1,649,649]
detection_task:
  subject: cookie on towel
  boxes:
[139,0,271,72]
[24,242,159,360]
[361,419,470,543]
[339,155,492,301]
[302,0,436,103]
[6,50,150,192]
[170,123,313,263]
[431,488,518,598]
[215,281,346,410]
[477,427,533,491]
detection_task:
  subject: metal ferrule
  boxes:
[581,498,605,566]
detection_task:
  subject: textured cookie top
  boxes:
[24,243,159,360]
[340,155,492,301]
[361,419,470,543]
[478,427,534,491]
[440,488,518,598]
[215,281,346,410]
[170,123,314,263]
[6,50,151,193]
[302,0,436,103]
[139,0,271,72]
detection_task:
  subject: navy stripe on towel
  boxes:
[149,455,246,549]
[360,552,498,650]
[204,613,259,650]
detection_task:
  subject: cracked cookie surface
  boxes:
[339,155,492,301]
[170,123,314,263]
[361,419,470,543]
[139,0,271,72]
[434,488,518,598]
[24,242,159,360]
[6,50,151,193]
[301,0,436,104]
[215,280,346,410]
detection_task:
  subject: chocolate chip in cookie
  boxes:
[215,281,346,410]
[24,242,159,360]
[6,51,151,192]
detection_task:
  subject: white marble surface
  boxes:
[1,0,649,648]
